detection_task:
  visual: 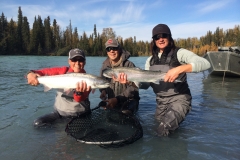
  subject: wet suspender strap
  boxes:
[165,48,180,64]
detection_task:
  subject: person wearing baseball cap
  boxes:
[99,38,140,115]
[26,48,91,127]
[68,48,85,60]
[116,24,211,136]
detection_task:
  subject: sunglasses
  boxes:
[71,58,85,62]
[106,47,118,52]
[153,33,169,40]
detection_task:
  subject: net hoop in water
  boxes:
[65,105,143,148]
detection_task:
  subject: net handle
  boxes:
[91,101,107,111]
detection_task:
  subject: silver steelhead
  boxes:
[37,73,110,91]
[103,67,181,87]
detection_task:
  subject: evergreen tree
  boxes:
[133,36,137,56]
[214,27,221,46]
[0,13,8,41]
[30,17,38,54]
[93,24,97,39]
[72,27,79,48]
[37,16,44,54]
[81,31,89,55]
[92,24,98,56]
[1,6,240,56]
[7,18,17,54]
[22,16,30,54]
[44,16,53,54]
[88,34,93,56]
[16,6,23,53]
[0,12,8,54]
[52,19,61,50]
[64,20,73,48]
[98,33,103,56]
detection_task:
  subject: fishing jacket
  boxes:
[100,49,140,104]
[149,47,191,97]
[30,67,90,116]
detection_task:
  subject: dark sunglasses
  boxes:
[71,58,85,62]
[106,47,118,52]
[153,33,169,40]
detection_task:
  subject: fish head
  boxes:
[92,77,110,89]
[102,68,117,79]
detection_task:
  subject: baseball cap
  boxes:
[68,48,85,59]
[152,24,171,38]
[105,38,119,49]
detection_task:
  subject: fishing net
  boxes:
[65,102,143,148]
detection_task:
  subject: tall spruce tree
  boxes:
[52,19,60,50]
[17,6,23,53]
[37,15,44,55]
[7,19,17,54]
[44,16,53,54]
[22,16,30,54]
[30,16,38,54]
[0,13,8,41]
[64,20,73,48]
[0,12,8,54]
[72,27,79,48]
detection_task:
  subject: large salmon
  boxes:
[37,73,110,91]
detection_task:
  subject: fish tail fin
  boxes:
[153,80,160,84]
[63,88,71,93]
[133,81,139,88]
[112,73,118,79]
[174,79,182,83]
[43,85,52,92]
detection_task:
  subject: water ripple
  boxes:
[1,56,240,160]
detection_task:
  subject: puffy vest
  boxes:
[149,48,191,96]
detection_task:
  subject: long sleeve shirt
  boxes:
[145,48,211,72]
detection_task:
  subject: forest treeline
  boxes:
[0,7,240,57]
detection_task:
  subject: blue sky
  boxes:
[0,0,239,42]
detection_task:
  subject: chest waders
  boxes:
[34,90,91,127]
[105,71,139,115]
[149,48,192,136]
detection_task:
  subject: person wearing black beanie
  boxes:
[115,24,211,136]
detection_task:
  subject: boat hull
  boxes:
[204,50,240,77]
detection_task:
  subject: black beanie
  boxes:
[152,24,171,38]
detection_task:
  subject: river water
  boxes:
[0,56,239,160]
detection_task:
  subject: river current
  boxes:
[0,56,239,160]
